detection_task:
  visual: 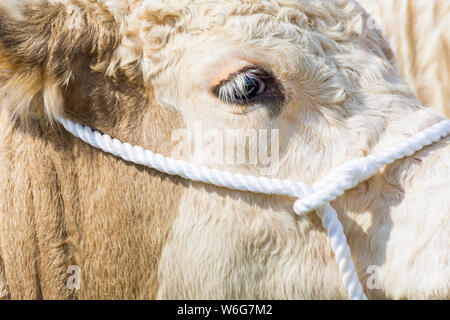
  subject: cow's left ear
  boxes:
[0,0,121,120]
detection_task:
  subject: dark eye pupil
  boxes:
[245,77,259,95]
[235,76,260,100]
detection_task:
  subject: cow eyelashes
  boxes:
[213,67,274,106]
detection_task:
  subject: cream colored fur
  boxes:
[0,0,448,299]
[359,0,450,118]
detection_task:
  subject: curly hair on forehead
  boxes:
[116,0,392,79]
[0,0,394,123]
[130,0,371,38]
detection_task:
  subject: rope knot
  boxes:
[291,183,318,216]
[292,157,380,215]
[56,116,450,301]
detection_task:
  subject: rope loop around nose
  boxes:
[56,116,450,300]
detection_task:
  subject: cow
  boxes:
[0,0,448,299]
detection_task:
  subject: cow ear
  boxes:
[0,0,120,121]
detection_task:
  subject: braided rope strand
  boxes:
[291,183,367,300]
[294,120,450,214]
[57,117,450,300]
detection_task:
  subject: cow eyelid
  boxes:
[213,67,272,105]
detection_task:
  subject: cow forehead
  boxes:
[128,0,370,59]
[127,0,364,31]
[126,0,371,81]
[1,0,365,28]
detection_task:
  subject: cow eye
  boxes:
[236,75,266,100]
[213,68,267,105]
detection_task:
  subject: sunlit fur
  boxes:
[359,0,450,118]
[0,0,448,299]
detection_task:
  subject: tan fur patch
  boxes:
[0,0,185,299]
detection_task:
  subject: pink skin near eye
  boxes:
[210,59,254,87]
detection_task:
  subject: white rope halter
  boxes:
[56,117,450,300]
